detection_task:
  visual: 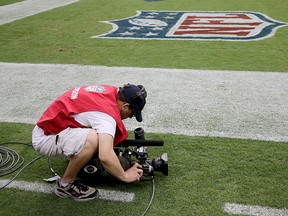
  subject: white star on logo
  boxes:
[145,32,159,37]
[147,12,159,15]
[164,16,175,20]
[120,31,135,36]
[151,27,163,31]
[144,15,156,19]
[129,26,142,30]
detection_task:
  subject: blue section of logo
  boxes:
[93,11,287,41]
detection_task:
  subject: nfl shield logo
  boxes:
[92,11,287,41]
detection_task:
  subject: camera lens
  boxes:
[149,153,168,176]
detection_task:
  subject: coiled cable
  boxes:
[0,144,24,177]
[1,142,156,216]
[0,142,44,190]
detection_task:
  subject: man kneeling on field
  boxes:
[32,83,146,201]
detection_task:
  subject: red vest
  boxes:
[37,85,128,146]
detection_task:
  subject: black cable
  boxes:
[1,143,158,216]
[48,157,59,176]
[0,142,44,190]
[0,146,24,176]
[141,176,156,216]
[0,155,44,190]
[0,142,31,176]
[0,142,32,147]
[48,154,156,215]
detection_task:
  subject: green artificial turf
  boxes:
[1,122,287,216]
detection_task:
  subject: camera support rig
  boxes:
[81,127,168,182]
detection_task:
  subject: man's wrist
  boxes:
[121,172,129,183]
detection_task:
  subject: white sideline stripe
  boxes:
[224,203,288,216]
[0,0,79,25]
[0,179,134,202]
[0,62,287,142]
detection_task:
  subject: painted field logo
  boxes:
[92,11,287,41]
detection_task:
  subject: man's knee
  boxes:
[85,129,99,152]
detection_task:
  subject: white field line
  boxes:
[0,62,287,142]
[0,0,79,25]
[0,179,134,202]
[224,203,288,216]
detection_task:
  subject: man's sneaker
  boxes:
[55,180,98,201]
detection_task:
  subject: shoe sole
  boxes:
[54,189,99,202]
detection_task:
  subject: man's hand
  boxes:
[98,133,143,183]
[124,163,143,183]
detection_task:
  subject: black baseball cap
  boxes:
[120,84,147,122]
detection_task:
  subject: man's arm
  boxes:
[98,133,143,183]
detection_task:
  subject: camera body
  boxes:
[115,144,168,177]
[81,127,168,182]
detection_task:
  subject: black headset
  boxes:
[131,85,147,103]
[120,84,147,104]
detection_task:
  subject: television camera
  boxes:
[81,127,168,182]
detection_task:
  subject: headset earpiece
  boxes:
[131,85,147,102]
